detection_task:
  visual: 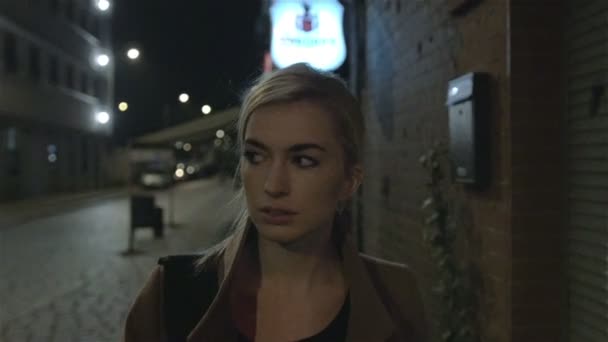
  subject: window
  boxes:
[5,127,20,176]
[65,0,74,21]
[79,7,88,30]
[49,0,59,13]
[80,70,88,94]
[93,77,106,98]
[90,17,100,38]
[87,77,95,95]
[29,45,41,82]
[6,127,17,151]
[49,55,59,85]
[4,33,18,73]
[81,136,89,173]
[65,63,74,89]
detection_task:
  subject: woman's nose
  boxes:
[264,161,290,197]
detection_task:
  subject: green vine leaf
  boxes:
[425,212,440,225]
[419,145,479,342]
[419,155,428,165]
[421,197,434,210]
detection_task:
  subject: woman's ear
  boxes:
[340,164,363,200]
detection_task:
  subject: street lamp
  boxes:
[178,93,190,103]
[95,111,110,124]
[118,102,128,112]
[127,48,140,60]
[97,0,111,11]
[96,54,110,67]
[201,104,212,115]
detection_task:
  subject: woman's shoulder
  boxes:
[123,248,225,342]
[124,266,165,342]
[358,253,429,341]
[359,253,420,292]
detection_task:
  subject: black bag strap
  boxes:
[158,254,219,342]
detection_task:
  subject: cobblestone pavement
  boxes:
[0,177,238,342]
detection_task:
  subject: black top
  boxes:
[236,294,350,342]
[159,254,219,342]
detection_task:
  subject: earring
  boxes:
[336,202,345,215]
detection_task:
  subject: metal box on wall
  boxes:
[446,72,491,188]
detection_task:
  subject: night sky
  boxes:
[112,1,265,144]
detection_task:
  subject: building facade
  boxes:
[354,0,607,341]
[0,0,114,201]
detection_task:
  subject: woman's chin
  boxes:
[255,223,305,245]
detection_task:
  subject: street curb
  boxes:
[0,188,128,229]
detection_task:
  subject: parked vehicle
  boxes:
[139,166,173,188]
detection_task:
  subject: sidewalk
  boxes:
[0,187,128,229]
[0,177,238,342]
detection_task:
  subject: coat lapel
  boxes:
[341,234,396,341]
[187,224,397,342]
[186,226,247,341]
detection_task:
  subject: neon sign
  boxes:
[270,0,347,71]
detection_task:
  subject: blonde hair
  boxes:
[239,63,364,167]
[197,63,364,268]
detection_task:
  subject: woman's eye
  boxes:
[243,151,264,164]
[294,156,318,168]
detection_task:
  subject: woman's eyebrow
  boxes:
[244,138,268,151]
[244,139,326,153]
[288,143,326,153]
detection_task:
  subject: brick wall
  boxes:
[359,0,564,341]
[510,1,564,341]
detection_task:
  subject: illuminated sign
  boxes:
[270,0,347,71]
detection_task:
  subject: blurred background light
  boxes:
[118,102,128,112]
[97,0,111,11]
[127,48,140,60]
[178,93,189,103]
[95,111,110,124]
[96,54,110,67]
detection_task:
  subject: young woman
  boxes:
[124,63,428,342]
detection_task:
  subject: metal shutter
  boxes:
[565,1,608,341]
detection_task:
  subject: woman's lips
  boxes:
[259,207,297,225]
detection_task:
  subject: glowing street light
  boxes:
[201,105,212,115]
[97,0,110,11]
[95,111,110,124]
[127,48,140,60]
[183,143,192,152]
[118,102,128,112]
[96,54,110,67]
[216,129,225,139]
[178,93,190,103]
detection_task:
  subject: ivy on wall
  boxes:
[419,143,479,342]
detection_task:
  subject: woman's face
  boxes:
[241,100,362,246]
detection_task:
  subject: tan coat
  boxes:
[123,225,428,341]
